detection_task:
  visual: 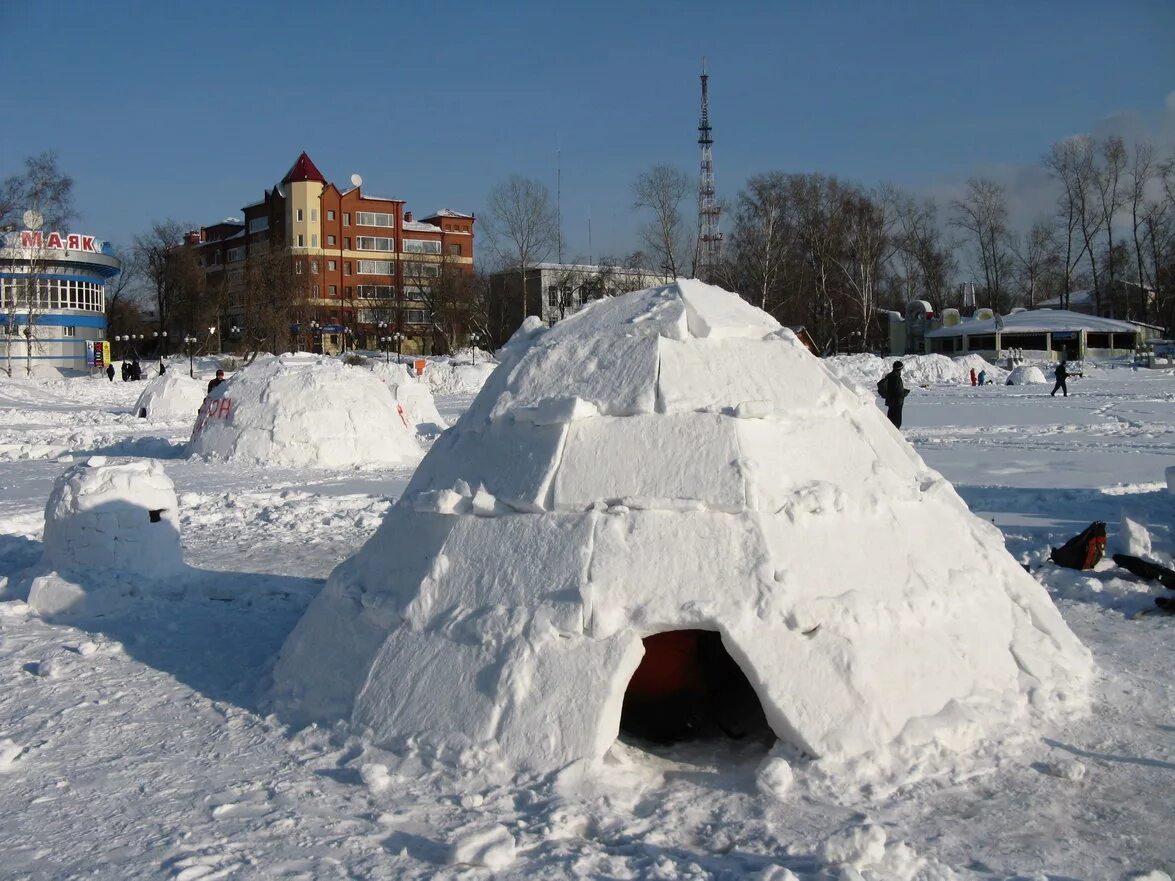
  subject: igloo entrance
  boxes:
[619,630,770,745]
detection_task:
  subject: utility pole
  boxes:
[696,57,722,281]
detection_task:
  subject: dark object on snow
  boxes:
[105,365,115,382]
[207,369,226,393]
[1156,596,1175,613]
[1049,521,1106,571]
[1112,554,1175,590]
[879,363,910,429]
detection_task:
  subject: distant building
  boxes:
[188,152,474,356]
[925,309,1151,361]
[488,263,672,339]
[0,229,121,371]
[1036,281,1156,322]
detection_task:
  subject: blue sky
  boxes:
[1,0,1172,262]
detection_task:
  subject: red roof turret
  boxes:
[282,152,327,184]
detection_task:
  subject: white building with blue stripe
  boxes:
[1,229,120,372]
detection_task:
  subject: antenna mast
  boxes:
[696,57,722,280]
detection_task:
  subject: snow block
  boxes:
[272,280,1092,773]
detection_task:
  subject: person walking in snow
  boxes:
[105,364,114,382]
[881,361,910,428]
[206,369,226,394]
[1051,360,1069,398]
[969,367,977,387]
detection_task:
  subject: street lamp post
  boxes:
[469,332,481,366]
[310,320,320,354]
[183,334,198,378]
[377,321,388,363]
[392,331,403,364]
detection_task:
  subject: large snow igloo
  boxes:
[272,280,1091,770]
[189,355,422,469]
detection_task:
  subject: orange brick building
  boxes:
[190,152,474,355]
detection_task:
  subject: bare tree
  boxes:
[1127,141,1156,320]
[1009,219,1059,308]
[1096,136,1128,308]
[728,172,794,312]
[632,165,694,277]
[950,178,1013,313]
[240,250,305,362]
[830,186,892,347]
[1069,138,1106,313]
[481,176,559,327]
[1,152,77,376]
[1044,140,1091,308]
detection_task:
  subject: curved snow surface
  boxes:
[1007,365,1050,385]
[272,280,1091,772]
[368,364,448,434]
[132,371,207,421]
[188,356,422,469]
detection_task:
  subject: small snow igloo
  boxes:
[133,371,207,420]
[272,280,1092,771]
[27,457,185,614]
[189,355,422,469]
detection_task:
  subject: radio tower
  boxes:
[696,58,722,280]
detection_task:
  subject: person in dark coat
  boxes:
[121,362,130,382]
[206,369,226,393]
[130,358,142,381]
[105,364,115,382]
[1050,360,1069,397]
[882,361,910,428]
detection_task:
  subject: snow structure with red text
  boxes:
[271,280,1092,772]
[188,355,421,469]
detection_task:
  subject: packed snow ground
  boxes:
[0,363,1172,880]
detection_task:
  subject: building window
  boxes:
[344,237,351,249]
[448,243,461,256]
[548,286,559,307]
[356,284,395,299]
[227,247,244,262]
[344,285,353,297]
[329,285,337,295]
[343,213,350,226]
[248,217,269,233]
[62,325,76,337]
[313,284,320,296]
[311,260,319,274]
[297,208,304,222]
[403,262,439,278]
[295,260,303,274]
[297,234,305,247]
[355,236,395,251]
[327,210,335,221]
[311,208,318,222]
[344,262,352,275]
[355,211,394,228]
[402,239,441,254]
[327,235,336,246]
[327,260,336,271]
[358,260,394,274]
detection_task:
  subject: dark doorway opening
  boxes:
[619,629,770,744]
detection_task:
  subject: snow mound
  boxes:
[425,361,496,396]
[369,364,448,435]
[826,353,1006,388]
[132,371,206,420]
[1007,365,1049,385]
[26,458,185,615]
[272,279,1091,773]
[188,356,422,469]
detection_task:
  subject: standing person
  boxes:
[121,361,129,382]
[207,369,226,393]
[105,364,115,382]
[977,369,987,386]
[1051,360,1069,397]
[969,367,977,387]
[881,361,910,428]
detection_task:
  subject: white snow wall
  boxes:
[272,280,1092,772]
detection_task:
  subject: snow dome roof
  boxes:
[189,356,422,469]
[272,280,1091,771]
[133,371,206,421]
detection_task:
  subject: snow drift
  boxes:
[188,355,422,469]
[132,371,207,420]
[272,280,1091,772]
[826,353,1007,389]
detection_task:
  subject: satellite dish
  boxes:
[23,209,43,230]
[350,173,363,188]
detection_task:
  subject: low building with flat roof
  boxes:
[925,309,1149,361]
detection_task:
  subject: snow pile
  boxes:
[188,355,422,469]
[368,364,448,435]
[424,361,496,396]
[825,353,1006,388]
[1007,365,1049,385]
[272,280,1091,774]
[132,371,207,420]
[25,457,184,615]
